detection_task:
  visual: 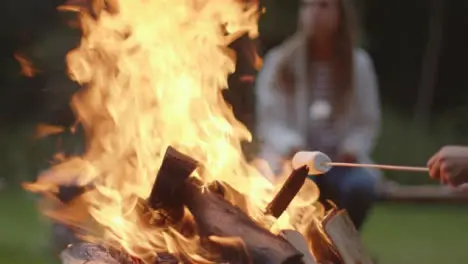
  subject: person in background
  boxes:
[255,0,381,230]
[428,146,468,187]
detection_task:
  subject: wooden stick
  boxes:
[327,162,429,173]
[265,166,309,218]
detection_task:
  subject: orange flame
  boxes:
[14,53,38,77]
[26,0,322,262]
[34,123,66,139]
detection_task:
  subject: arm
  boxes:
[255,50,304,171]
[339,50,381,159]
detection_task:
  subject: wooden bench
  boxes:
[377,184,468,203]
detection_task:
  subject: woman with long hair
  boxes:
[255,0,381,230]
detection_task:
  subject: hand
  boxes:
[336,152,357,163]
[428,146,468,187]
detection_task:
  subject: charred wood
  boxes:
[265,166,309,218]
[150,146,304,264]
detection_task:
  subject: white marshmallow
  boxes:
[292,151,332,175]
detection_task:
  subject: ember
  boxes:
[23,0,373,263]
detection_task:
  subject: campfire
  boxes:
[25,0,373,263]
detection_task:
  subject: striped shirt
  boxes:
[306,62,339,159]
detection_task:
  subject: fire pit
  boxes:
[59,146,307,264]
[54,146,371,264]
[25,0,374,263]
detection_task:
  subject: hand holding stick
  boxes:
[292,151,428,175]
[428,146,468,186]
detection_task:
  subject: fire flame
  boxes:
[15,53,38,77]
[26,0,322,262]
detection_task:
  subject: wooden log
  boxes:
[280,230,316,264]
[61,243,180,264]
[184,178,304,264]
[60,233,319,264]
[304,218,341,264]
[321,210,374,264]
[146,146,198,225]
[152,146,304,264]
[63,147,370,264]
[60,243,140,264]
[206,180,249,211]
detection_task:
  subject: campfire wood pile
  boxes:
[58,146,373,264]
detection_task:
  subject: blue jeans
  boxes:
[310,167,377,230]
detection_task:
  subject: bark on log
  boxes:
[183,178,304,264]
[61,243,180,264]
[151,146,304,264]
[62,147,375,264]
[60,243,140,264]
[146,146,198,225]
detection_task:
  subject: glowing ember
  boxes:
[15,53,38,77]
[25,0,322,262]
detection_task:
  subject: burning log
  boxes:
[298,208,374,264]
[183,178,303,263]
[321,210,374,264]
[149,146,304,264]
[280,230,317,264]
[61,243,140,264]
[305,216,341,264]
[60,146,304,264]
[58,146,374,264]
[61,242,179,264]
[145,146,198,225]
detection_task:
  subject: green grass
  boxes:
[0,187,57,264]
[1,186,468,264]
[363,203,468,264]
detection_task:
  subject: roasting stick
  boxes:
[292,151,429,175]
[327,162,429,172]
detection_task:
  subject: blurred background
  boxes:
[0,0,468,263]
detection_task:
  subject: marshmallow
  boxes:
[292,151,332,175]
